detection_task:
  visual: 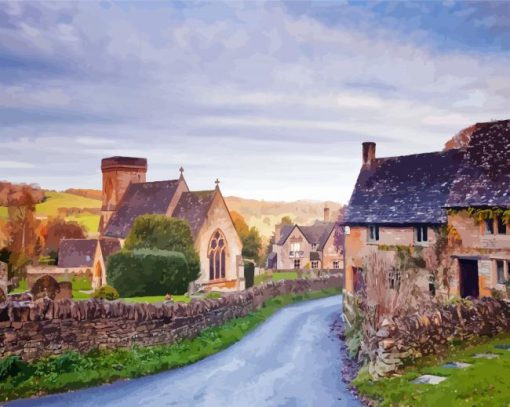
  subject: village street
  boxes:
[9,295,360,407]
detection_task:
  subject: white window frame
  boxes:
[415,226,428,244]
[294,259,301,269]
[368,225,380,242]
[311,260,319,269]
[290,242,301,252]
[333,261,340,270]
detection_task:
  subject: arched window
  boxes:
[209,230,227,280]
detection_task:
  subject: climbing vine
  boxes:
[447,207,510,225]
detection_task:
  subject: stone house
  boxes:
[267,209,343,271]
[342,119,510,302]
[59,156,245,292]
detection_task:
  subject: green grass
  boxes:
[0,191,101,234]
[353,334,510,406]
[255,271,298,285]
[0,287,340,402]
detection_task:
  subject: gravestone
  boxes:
[0,261,7,301]
[31,275,60,300]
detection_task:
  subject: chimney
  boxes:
[274,223,283,243]
[362,142,376,166]
[324,206,330,222]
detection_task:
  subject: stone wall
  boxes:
[0,275,341,362]
[369,297,510,379]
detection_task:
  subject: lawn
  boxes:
[0,287,340,401]
[353,334,510,406]
[122,295,190,304]
[254,271,298,285]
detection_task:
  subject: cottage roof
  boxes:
[172,190,216,237]
[446,120,510,207]
[343,149,464,225]
[103,180,179,238]
[58,239,97,268]
[276,222,336,250]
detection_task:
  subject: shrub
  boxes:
[92,285,120,300]
[123,215,200,277]
[0,356,30,380]
[107,249,195,297]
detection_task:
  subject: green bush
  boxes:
[92,285,120,301]
[0,356,31,380]
[107,249,196,297]
[123,215,200,277]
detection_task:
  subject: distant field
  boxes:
[0,191,101,235]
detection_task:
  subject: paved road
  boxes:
[10,295,361,407]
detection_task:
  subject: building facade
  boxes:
[342,120,510,303]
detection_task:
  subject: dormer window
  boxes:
[368,225,379,242]
[311,243,318,251]
[415,226,428,244]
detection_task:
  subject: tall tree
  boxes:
[280,215,293,225]
[242,226,262,264]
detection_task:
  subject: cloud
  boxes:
[0,160,35,169]
[0,1,508,203]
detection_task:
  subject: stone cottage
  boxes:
[58,156,244,292]
[267,208,343,271]
[342,119,510,302]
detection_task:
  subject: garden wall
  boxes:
[0,275,341,362]
[369,297,510,379]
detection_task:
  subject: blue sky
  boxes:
[0,1,509,203]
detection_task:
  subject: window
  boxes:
[497,216,507,235]
[311,243,318,251]
[497,260,505,284]
[428,274,436,297]
[388,268,401,290]
[209,230,227,280]
[368,225,380,242]
[311,261,319,269]
[290,242,301,252]
[485,219,494,235]
[294,259,301,269]
[415,226,428,243]
[333,261,340,269]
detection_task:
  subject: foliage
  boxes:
[204,291,222,300]
[280,216,293,225]
[107,249,197,297]
[39,217,86,255]
[121,295,190,304]
[92,285,120,301]
[123,215,200,277]
[0,288,340,401]
[448,206,510,225]
[490,288,504,301]
[231,210,249,238]
[0,356,31,381]
[352,334,510,407]
[242,226,263,264]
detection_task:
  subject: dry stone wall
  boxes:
[369,297,510,379]
[0,275,341,362]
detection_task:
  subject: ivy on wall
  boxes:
[447,207,510,225]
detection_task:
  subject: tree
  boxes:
[107,249,193,296]
[123,214,200,278]
[242,226,262,264]
[280,216,293,225]
[41,218,86,256]
[231,211,249,239]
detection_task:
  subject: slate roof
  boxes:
[276,222,336,250]
[446,120,510,207]
[99,238,121,260]
[343,149,465,225]
[103,180,179,238]
[58,239,97,268]
[172,190,216,237]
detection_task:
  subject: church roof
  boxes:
[446,120,510,208]
[343,149,465,225]
[103,180,179,238]
[172,190,217,237]
[58,239,97,268]
[99,238,121,260]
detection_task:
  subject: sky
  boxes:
[0,1,509,203]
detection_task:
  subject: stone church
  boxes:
[59,156,245,292]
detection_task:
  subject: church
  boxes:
[58,156,245,292]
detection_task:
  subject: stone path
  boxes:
[9,295,361,407]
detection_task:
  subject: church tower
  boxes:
[99,156,147,232]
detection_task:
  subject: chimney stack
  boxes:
[362,142,376,166]
[324,206,330,222]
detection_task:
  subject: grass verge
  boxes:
[0,287,340,402]
[353,333,510,406]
